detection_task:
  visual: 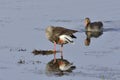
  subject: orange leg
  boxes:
[53,42,56,63]
[60,44,63,59]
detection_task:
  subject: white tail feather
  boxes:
[59,35,74,43]
[59,63,73,71]
[59,62,76,71]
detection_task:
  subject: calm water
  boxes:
[0,0,120,80]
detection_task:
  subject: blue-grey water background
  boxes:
[0,0,120,80]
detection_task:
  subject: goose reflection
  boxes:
[45,58,76,76]
[85,31,103,46]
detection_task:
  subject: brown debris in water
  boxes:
[18,59,25,64]
[18,59,41,64]
[32,49,60,55]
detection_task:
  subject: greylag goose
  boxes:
[84,17,103,32]
[45,26,77,63]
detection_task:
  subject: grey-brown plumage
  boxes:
[45,26,78,63]
[84,17,103,32]
[45,26,77,45]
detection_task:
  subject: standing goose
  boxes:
[84,17,103,32]
[45,26,77,63]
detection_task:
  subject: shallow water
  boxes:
[0,0,120,80]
